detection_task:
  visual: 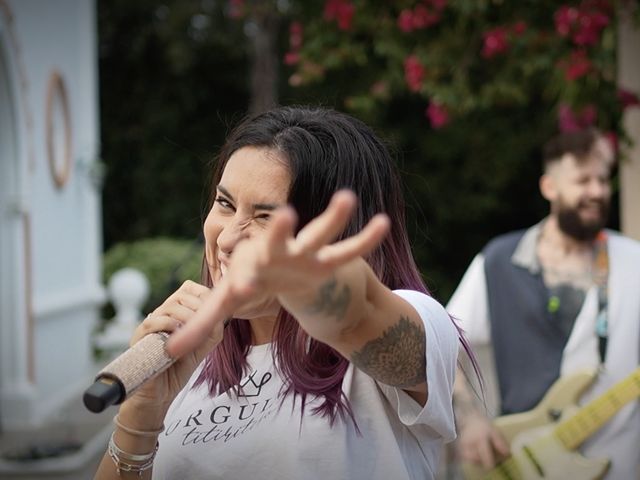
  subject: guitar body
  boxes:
[462,370,611,480]
[463,423,610,480]
[494,370,595,442]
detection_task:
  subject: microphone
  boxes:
[83,332,175,413]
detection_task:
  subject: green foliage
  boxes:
[287,0,636,137]
[365,96,551,298]
[99,0,632,304]
[103,237,204,312]
[279,0,633,299]
[99,0,251,248]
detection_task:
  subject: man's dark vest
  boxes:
[483,231,574,415]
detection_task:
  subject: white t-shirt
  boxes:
[152,290,458,480]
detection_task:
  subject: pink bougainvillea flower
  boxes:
[404,55,426,92]
[481,27,509,58]
[604,131,618,154]
[397,9,414,32]
[324,0,355,31]
[426,102,450,129]
[324,0,341,19]
[512,20,527,35]
[283,51,300,66]
[555,3,609,46]
[618,88,640,109]
[580,104,597,124]
[572,27,599,46]
[398,3,442,32]
[588,10,610,29]
[558,103,597,132]
[554,5,579,36]
[336,3,355,30]
[289,21,303,50]
[558,104,581,132]
[428,0,448,11]
[412,5,440,29]
[558,49,592,81]
[566,52,592,80]
[227,0,245,19]
[572,10,609,45]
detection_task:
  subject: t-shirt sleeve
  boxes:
[446,253,491,345]
[379,290,459,442]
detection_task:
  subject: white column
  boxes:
[618,11,640,241]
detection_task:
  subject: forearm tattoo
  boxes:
[305,278,351,322]
[351,316,426,388]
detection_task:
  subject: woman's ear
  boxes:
[539,173,556,203]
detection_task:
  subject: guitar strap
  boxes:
[593,231,609,365]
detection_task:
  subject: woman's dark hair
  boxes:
[195,106,471,424]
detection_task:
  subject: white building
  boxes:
[0,0,104,431]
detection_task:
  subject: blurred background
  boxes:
[0,0,639,478]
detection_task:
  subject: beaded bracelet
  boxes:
[114,414,165,438]
[108,432,158,477]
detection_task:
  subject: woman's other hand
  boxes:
[127,280,222,409]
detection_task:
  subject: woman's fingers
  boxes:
[155,301,199,323]
[154,280,211,319]
[174,292,204,312]
[294,190,357,253]
[131,279,213,347]
[317,213,390,266]
[165,282,240,358]
[263,190,363,261]
[166,280,210,304]
[131,315,184,345]
[264,206,297,255]
[179,280,211,299]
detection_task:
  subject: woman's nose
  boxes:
[216,216,250,256]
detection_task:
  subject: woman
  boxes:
[96,106,466,479]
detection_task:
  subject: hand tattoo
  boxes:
[305,278,351,322]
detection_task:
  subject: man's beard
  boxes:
[556,198,609,242]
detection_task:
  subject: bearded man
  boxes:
[448,128,640,480]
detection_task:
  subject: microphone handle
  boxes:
[83,332,175,413]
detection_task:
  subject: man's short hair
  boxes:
[542,128,602,170]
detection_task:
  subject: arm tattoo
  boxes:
[305,278,351,322]
[350,316,426,388]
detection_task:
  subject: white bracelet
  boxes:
[108,432,158,477]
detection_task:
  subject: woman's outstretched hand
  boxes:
[166,190,390,359]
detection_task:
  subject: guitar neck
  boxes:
[554,367,640,450]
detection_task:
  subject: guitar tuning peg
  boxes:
[548,408,562,422]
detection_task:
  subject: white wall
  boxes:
[0,0,104,429]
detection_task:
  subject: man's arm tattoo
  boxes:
[350,316,426,388]
[305,278,351,322]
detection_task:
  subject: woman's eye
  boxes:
[215,197,233,209]
[256,213,271,221]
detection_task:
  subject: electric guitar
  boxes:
[462,367,640,480]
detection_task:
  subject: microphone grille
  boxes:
[98,332,174,397]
